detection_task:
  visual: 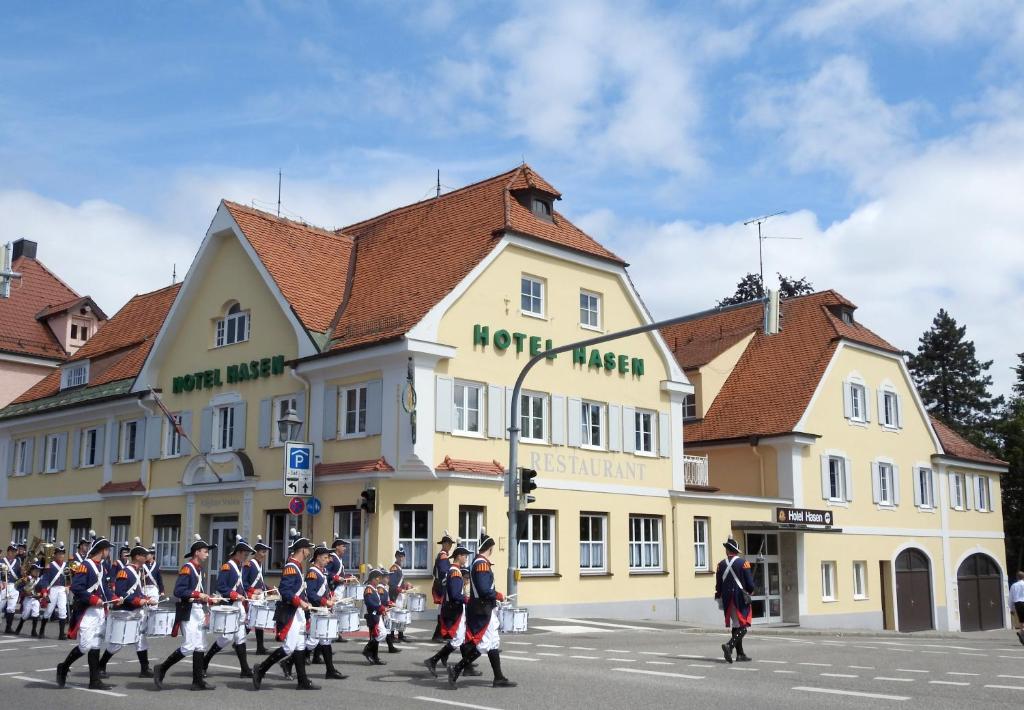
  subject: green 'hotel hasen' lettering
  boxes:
[473,324,643,377]
[172,354,286,394]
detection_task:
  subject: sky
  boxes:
[1,1,1022,395]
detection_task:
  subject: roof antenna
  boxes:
[277,170,282,217]
[0,242,22,299]
[172,263,176,285]
[742,211,802,292]
[436,169,441,198]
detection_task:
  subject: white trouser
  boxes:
[179,604,206,653]
[20,598,39,619]
[45,587,68,620]
[3,584,16,614]
[475,609,501,653]
[447,612,466,650]
[215,602,247,647]
[78,606,105,652]
[281,607,306,654]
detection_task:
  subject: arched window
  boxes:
[215,302,250,347]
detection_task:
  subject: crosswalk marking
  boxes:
[792,686,909,701]
[612,668,704,680]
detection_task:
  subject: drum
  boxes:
[404,592,426,612]
[334,605,359,633]
[309,610,339,640]
[209,606,240,634]
[145,608,175,637]
[247,600,277,629]
[499,606,529,634]
[142,584,159,601]
[106,611,143,645]
[390,608,412,626]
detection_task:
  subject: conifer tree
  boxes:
[996,352,1024,570]
[717,273,814,306]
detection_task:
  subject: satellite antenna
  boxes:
[742,211,801,290]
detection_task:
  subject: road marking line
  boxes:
[506,641,532,645]
[500,655,538,662]
[920,651,946,655]
[821,673,858,678]
[536,644,563,648]
[13,675,127,697]
[959,652,986,656]
[208,662,239,670]
[895,669,929,673]
[688,664,714,668]
[773,670,796,674]
[673,654,705,659]
[607,658,636,663]
[947,672,978,676]
[849,666,875,670]
[414,696,504,710]
[613,668,704,680]
[570,646,595,651]
[570,655,598,660]
[799,662,831,667]
[640,651,668,656]
[503,650,528,654]
[29,645,57,650]
[985,684,1024,690]
[605,649,631,653]
[0,671,23,676]
[758,659,788,664]
[0,639,30,644]
[998,674,1024,679]
[545,617,660,631]
[792,686,908,701]
[929,680,969,686]
[35,668,56,672]
[853,646,879,650]
[998,655,1022,659]
[536,653,562,657]
[646,661,673,666]
[730,667,758,671]
[875,677,915,682]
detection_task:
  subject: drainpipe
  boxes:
[289,367,313,540]
[749,437,765,497]
[137,397,156,494]
[671,504,681,622]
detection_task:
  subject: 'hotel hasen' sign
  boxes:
[473,324,644,377]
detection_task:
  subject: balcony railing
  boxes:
[683,454,709,488]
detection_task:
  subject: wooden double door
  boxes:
[895,549,933,632]
[957,553,1004,632]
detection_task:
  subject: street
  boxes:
[2,618,1023,709]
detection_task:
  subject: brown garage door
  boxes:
[957,554,1004,632]
[896,549,933,632]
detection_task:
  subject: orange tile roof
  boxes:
[35,295,108,321]
[436,456,505,476]
[930,416,1007,466]
[664,290,902,443]
[507,164,562,198]
[315,458,394,476]
[98,480,146,494]
[0,256,81,360]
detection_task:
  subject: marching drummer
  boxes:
[14,561,43,637]
[243,535,273,655]
[448,530,515,689]
[38,543,69,640]
[361,568,388,665]
[306,541,346,680]
[73,536,90,568]
[201,535,255,679]
[431,531,455,641]
[98,540,159,679]
[56,535,116,690]
[424,544,471,677]
[252,529,318,691]
[153,534,218,691]
[3,542,22,634]
[324,535,353,646]
[388,546,414,645]
[142,543,163,598]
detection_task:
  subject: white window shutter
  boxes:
[505,386,516,438]
[871,461,881,503]
[199,407,214,454]
[985,476,993,512]
[95,424,106,463]
[145,415,162,459]
[844,457,853,502]
[365,379,383,436]
[877,388,886,424]
[550,395,566,446]
[912,466,922,507]
[34,435,45,472]
[607,405,621,452]
[891,464,900,505]
[107,425,119,464]
[896,394,904,429]
[964,474,974,510]
[948,473,957,508]
[930,469,939,508]
[842,382,852,419]
[488,385,505,439]
[258,398,272,448]
[820,454,831,500]
[862,387,871,423]
[179,412,192,441]
[4,441,14,476]
[23,438,33,474]
[56,432,68,471]
[621,406,635,454]
[435,376,453,434]
[322,385,338,441]
[658,411,671,458]
[567,398,582,447]
[71,429,81,469]
[232,402,246,449]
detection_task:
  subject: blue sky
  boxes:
[2,1,1023,394]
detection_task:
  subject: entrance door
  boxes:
[745,533,783,624]
[957,554,1003,632]
[895,549,933,632]
[209,517,238,584]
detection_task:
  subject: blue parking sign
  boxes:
[284,442,314,496]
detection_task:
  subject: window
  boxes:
[266,510,299,571]
[165,414,182,457]
[71,318,90,343]
[853,561,867,599]
[153,515,180,570]
[580,290,601,329]
[520,276,544,317]
[214,405,235,451]
[70,323,78,340]
[272,395,299,447]
[827,456,846,501]
[949,473,964,510]
[628,515,664,571]
[81,427,100,467]
[520,393,546,442]
[917,467,935,508]
[531,197,552,218]
[821,561,837,601]
[340,385,368,438]
[682,393,697,420]
[397,507,431,571]
[849,382,867,422]
[634,410,655,454]
[13,439,30,475]
[453,382,483,435]
[44,434,60,473]
[882,390,900,428]
[40,520,57,543]
[61,363,88,389]
[693,517,710,572]
[10,522,28,546]
[333,508,362,570]
[121,420,141,461]
[877,462,895,506]
[459,507,484,557]
[581,401,603,448]
[518,512,554,572]
[579,513,607,573]
[69,519,91,548]
[109,517,130,547]
[976,476,991,512]
[215,302,249,347]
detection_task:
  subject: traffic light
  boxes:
[359,487,376,514]
[519,467,538,505]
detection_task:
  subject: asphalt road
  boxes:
[2,618,1024,710]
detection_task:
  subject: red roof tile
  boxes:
[436,456,505,476]
[0,256,82,360]
[930,416,1007,467]
[35,295,108,321]
[315,458,394,476]
[507,164,562,198]
[98,480,146,494]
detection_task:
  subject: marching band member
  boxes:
[431,531,455,642]
[324,535,353,645]
[243,535,272,655]
[361,568,387,665]
[3,542,22,633]
[142,543,164,598]
[73,536,90,568]
[56,535,116,690]
[202,535,255,678]
[424,544,470,677]
[98,540,158,679]
[448,530,515,689]
[306,541,346,680]
[153,534,218,691]
[376,565,401,654]
[14,561,43,637]
[252,529,317,691]
[388,546,414,644]
[715,537,756,664]
[38,542,70,639]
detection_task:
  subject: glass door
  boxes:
[209,517,238,585]
[745,533,783,624]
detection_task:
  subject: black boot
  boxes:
[447,643,479,688]
[254,629,268,655]
[14,619,24,635]
[310,645,323,664]
[98,649,113,678]
[397,631,409,643]
[280,654,294,679]
[293,650,319,690]
[138,650,153,678]
[424,644,453,677]
[386,632,401,653]
[190,650,215,691]
[461,643,482,676]
[722,628,739,664]
[88,649,113,690]
[201,642,222,676]
[38,619,47,638]
[153,648,184,690]
[31,618,39,637]
[488,649,516,687]
[234,642,253,678]
[322,645,346,679]
[735,628,751,661]
[3,612,13,633]
[58,620,66,640]
[252,647,287,690]
[363,639,385,665]
[56,646,84,688]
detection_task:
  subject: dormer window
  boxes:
[531,197,552,220]
[215,302,250,347]
[60,362,89,390]
[70,318,91,343]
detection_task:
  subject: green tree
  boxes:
[717,272,814,307]
[997,352,1024,571]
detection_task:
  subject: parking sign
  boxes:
[284,442,314,496]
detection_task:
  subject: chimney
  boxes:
[12,238,37,260]
[764,289,781,335]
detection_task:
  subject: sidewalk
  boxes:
[662,618,1014,640]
